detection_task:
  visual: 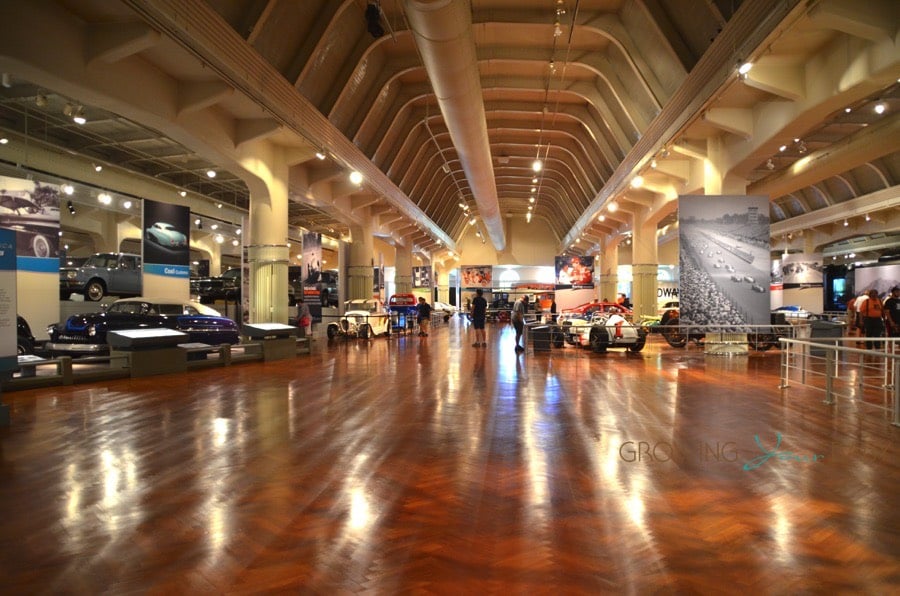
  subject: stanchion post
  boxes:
[824,349,835,405]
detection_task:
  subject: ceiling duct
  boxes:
[404,0,506,251]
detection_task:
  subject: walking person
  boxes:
[860,288,885,350]
[296,297,312,338]
[512,294,528,353]
[416,296,432,337]
[471,288,487,347]
[884,286,900,338]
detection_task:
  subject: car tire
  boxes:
[17,337,34,356]
[326,324,338,339]
[31,234,51,258]
[662,317,687,348]
[360,324,371,339]
[551,328,565,348]
[630,334,647,352]
[589,328,608,353]
[85,279,106,301]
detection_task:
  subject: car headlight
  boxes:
[87,324,97,337]
[46,324,56,336]
[66,271,76,279]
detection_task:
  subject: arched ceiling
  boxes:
[0,0,897,262]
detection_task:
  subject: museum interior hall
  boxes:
[0,0,898,593]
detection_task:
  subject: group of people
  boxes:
[467,289,531,352]
[847,287,900,348]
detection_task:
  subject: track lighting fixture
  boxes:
[315,149,327,160]
[766,158,775,170]
[441,163,450,174]
[843,219,849,227]
[67,200,75,215]
[93,163,102,172]
[365,1,384,38]
[72,106,86,125]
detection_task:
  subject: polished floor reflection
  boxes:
[1,319,897,593]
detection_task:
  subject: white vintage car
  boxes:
[573,313,647,353]
[327,299,391,339]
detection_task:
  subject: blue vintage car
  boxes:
[46,298,240,357]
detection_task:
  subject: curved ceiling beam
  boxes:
[404,0,506,251]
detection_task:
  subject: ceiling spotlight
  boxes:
[532,159,543,172]
[179,190,187,197]
[553,18,562,38]
[67,200,75,215]
[214,234,224,244]
[630,175,644,189]
[97,192,112,205]
[531,187,536,193]
[93,163,102,172]
[35,94,47,107]
[232,239,240,247]
[210,223,218,230]
[441,163,450,174]
[779,144,787,152]
[843,219,849,227]
[122,200,132,209]
[865,213,871,222]
[216,203,222,208]
[766,158,775,170]
[874,102,886,115]
[62,184,74,195]
[0,137,7,145]
[194,218,202,227]
[529,196,535,203]
[650,159,657,169]
[349,170,363,185]
[72,106,86,125]
[597,214,605,222]
[365,1,384,38]
[532,178,538,184]
[738,60,753,76]
[458,202,466,209]
[315,149,327,160]
[469,217,477,226]
[236,228,241,235]
[206,169,217,178]
[526,212,532,223]
[607,200,618,213]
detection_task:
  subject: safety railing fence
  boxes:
[779,336,900,427]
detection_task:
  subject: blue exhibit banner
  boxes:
[144,263,191,278]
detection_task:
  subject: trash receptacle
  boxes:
[809,319,845,356]
[530,324,551,352]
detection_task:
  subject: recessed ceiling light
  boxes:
[206,170,217,178]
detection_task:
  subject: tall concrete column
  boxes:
[241,142,290,323]
[395,241,413,294]
[436,268,450,304]
[348,221,374,300]
[631,206,659,320]
[598,239,619,302]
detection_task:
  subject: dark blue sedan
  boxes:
[46,298,240,357]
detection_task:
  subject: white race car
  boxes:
[573,313,647,353]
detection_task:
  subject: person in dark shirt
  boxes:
[884,286,900,337]
[471,288,488,347]
[416,297,432,337]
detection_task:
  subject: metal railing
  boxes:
[779,336,900,427]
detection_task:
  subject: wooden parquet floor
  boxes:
[1,319,898,594]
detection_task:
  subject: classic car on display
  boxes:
[191,268,296,305]
[45,298,240,357]
[571,312,648,353]
[327,299,391,339]
[145,221,187,248]
[558,302,632,345]
[17,315,36,355]
[59,252,142,301]
[432,301,457,321]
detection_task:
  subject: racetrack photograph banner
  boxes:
[678,195,770,326]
